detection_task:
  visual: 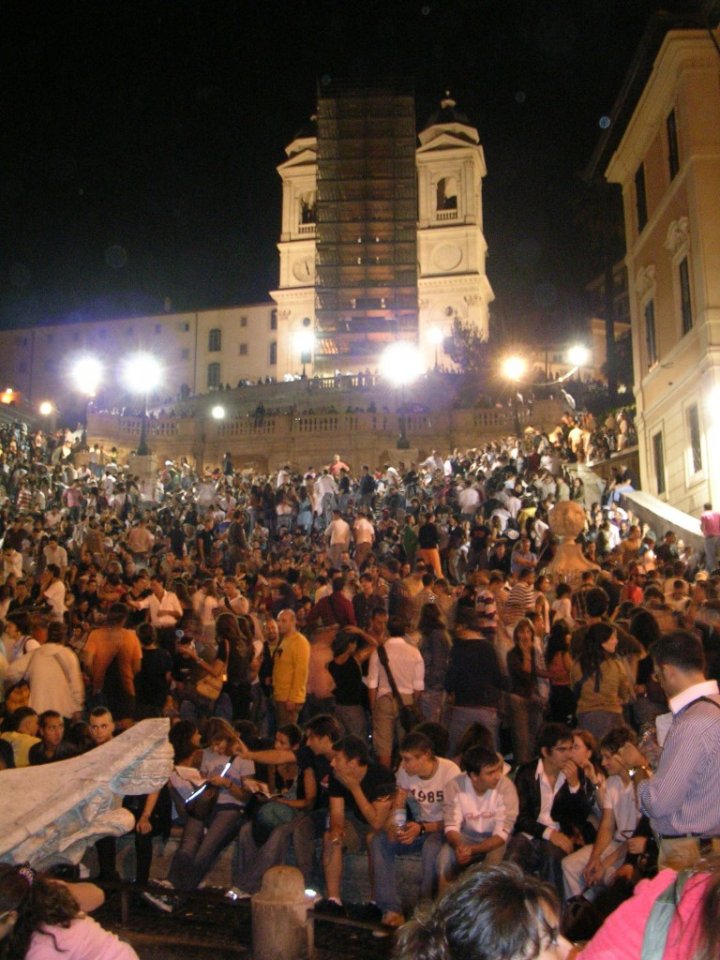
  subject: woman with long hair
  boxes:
[572,622,634,740]
[545,619,574,725]
[628,608,667,727]
[506,617,546,765]
[146,718,254,909]
[0,862,138,959]
[417,602,451,723]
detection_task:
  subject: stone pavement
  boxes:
[97,889,395,960]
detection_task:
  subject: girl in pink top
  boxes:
[0,863,138,960]
[578,867,712,960]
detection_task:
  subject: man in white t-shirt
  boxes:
[371,732,461,927]
[42,565,67,622]
[438,745,517,891]
[562,727,643,899]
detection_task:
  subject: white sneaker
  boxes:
[225,886,252,901]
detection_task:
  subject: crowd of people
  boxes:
[0,408,719,960]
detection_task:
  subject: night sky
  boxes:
[0,0,695,337]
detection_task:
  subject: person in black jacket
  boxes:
[506,722,593,894]
[445,606,504,755]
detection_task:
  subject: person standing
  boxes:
[353,510,375,569]
[272,609,310,726]
[417,513,443,579]
[615,630,720,870]
[700,502,720,573]
[366,615,425,769]
[325,509,351,569]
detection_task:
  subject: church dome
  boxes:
[422,92,472,129]
[418,91,479,146]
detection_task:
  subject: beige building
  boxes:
[601,24,720,514]
[0,89,493,407]
[0,303,278,410]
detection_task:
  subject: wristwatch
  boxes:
[418,823,426,835]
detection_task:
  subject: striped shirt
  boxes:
[638,681,720,836]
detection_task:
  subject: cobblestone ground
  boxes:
[97,890,395,960]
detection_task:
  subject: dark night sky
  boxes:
[0,0,698,337]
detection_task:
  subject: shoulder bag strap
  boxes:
[377,644,405,710]
[641,870,693,960]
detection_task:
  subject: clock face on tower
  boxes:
[292,256,314,283]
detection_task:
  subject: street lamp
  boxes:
[121,352,162,457]
[39,401,54,417]
[380,341,424,449]
[294,329,315,378]
[211,404,226,420]
[567,344,590,382]
[502,354,527,436]
[71,356,103,397]
[428,326,444,370]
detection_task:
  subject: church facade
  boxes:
[0,87,493,406]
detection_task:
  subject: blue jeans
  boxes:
[371,829,442,913]
[169,805,245,891]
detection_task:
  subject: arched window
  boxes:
[208,328,222,352]
[299,191,316,225]
[436,176,458,211]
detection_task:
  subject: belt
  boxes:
[657,833,720,841]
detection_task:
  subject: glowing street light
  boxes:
[567,344,590,369]
[501,355,527,436]
[380,341,424,448]
[39,401,54,417]
[211,404,226,420]
[71,356,103,397]
[294,329,315,378]
[428,326,444,370]
[121,352,163,457]
[502,355,527,383]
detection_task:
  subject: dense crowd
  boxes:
[0,408,719,960]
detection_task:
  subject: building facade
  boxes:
[604,26,720,514]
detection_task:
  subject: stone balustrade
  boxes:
[87,398,563,473]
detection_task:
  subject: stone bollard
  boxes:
[251,865,314,960]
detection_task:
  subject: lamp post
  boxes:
[121,353,162,457]
[428,326,444,371]
[294,329,315,379]
[380,341,424,449]
[501,354,527,437]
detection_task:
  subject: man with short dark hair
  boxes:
[616,629,720,869]
[507,723,592,893]
[320,735,395,915]
[438,745,517,891]
[371,732,460,926]
[29,710,76,764]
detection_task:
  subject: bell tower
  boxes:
[416,93,494,369]
[270,115,318,377]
